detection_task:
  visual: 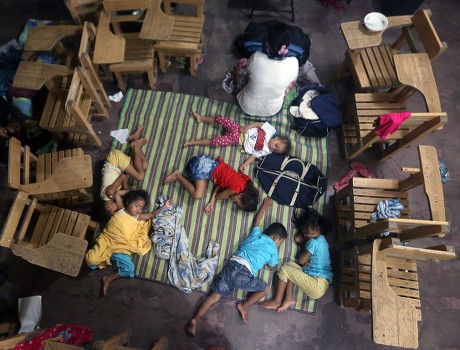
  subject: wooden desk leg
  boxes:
[158,52,168,73]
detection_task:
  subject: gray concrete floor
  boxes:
[1,0,459,349]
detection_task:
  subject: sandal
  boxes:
[333,169,358,191]
[349,161,374,178]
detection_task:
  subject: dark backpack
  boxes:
[256,154,327,208]
[290,85,342,138]
[235,20,311,66]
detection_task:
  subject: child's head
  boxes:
[266,22,292,59]
[104,200,118,215]
[268,136,291,155]
[264,222,288,248]
[6,119,21,136]
[0,126,8,138]
[123,190,149,217]
[230,181,259,212]
[292,208,331,244]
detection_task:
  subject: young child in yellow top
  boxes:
[86,189,172,297]
[183,112,291,173]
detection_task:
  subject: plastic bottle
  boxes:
[438,160,451,183]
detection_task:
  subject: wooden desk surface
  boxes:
[93,10,125,64]
[13,61,72,91]
[24,25,82,51]
[340,15,412,50]
[139,0,174,41]
[394,53,441,113]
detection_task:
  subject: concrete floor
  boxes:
[1,0,459,349]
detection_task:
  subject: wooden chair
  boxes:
[335,145,449,243]
[341,89,447,160]
[0,192,98,277]
[341,9,447,91]
[7,137,93,206]
[78,21,111,110]
[39,65,107,147]
[97,2,157,91]
[339,237,456,348]
[154,0,205,76]
[65,0,102,25]
[92,332,168,350]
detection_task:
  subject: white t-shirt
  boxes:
[237,51,299,117]
[243,122,276,158]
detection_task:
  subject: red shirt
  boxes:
[212,157,251,194]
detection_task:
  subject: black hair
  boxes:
[123,189,149,209]
[238,181,260,212]
[267,22,292,59]
[277,135,291,155]
[292,207,332,235]
[264,222,288,239]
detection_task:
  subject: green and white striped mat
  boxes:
[114,89,328,314]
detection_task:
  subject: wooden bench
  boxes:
[0,192,98,277]
[335,145,449,242]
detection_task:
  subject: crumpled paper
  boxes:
[110,128,129,144]
[109,91,123,102]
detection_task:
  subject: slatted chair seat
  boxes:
[0,192,98,277]
[341,91,447,160]
[7,137,93,207]
[154,0,204,76]
[335,145,449,243]
[339,238,456,348]
[341,9,447,92]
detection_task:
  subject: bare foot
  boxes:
[186,319,197,337]
[128,126,144,142]
[101,276,110,297]
[183,139,196,148]
[277,299,296,312]
[192,111,203,123]
[260,299,281,310]
[236,303,249,324]
[130,138,147,149]
[164,170,179,184]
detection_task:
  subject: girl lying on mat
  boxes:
[262,208,333,311]
[183,112,291,173]
[86,190,173,297]
[164,154,259,213]
[101,126,149,215]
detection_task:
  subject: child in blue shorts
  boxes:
[186,197,287,337]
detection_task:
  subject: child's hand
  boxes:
[204,201,215,214]
[239,164,246,173]
[162,199,174,209]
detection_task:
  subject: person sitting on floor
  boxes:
[262,207,333,311]
[86,189,173,297]
[164,154,259,213]
[186,197,287,336]
[183,111,291,173]
[101,126,149,215]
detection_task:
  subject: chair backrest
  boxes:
[102,0,151,34]
[7,137,37,191]
[65,0,102,25]
[78,21,111,109]
[163,0,204,18]
[392,9,448,62]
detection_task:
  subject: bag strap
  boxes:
[280,156,311,178]
[268,170,301,207]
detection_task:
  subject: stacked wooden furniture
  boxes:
[92,332,168,350]
[96,1,157,91]
[7,137,93,206]
[0,192,98,277]
[153,0,205,76]
[335,145,449,243]
[339,9,447,91]
[65,0,102,25]
[339,238,456,348]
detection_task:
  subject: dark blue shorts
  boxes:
[186,154,219,181]
[211,260,267,297]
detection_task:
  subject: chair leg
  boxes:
[189,55,197,76]
[157,51,168,73]
[147,69,156,90]
[113,72,126,92]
